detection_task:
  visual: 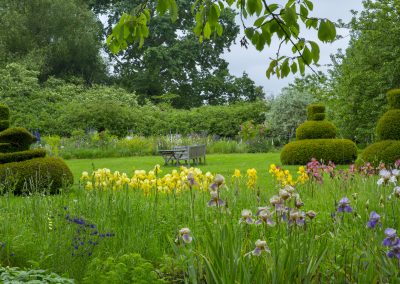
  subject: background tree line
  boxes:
[1,0,399,146]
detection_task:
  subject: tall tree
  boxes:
[329,0,400,144]
[96,0,263,107]
[106,0,337,79]
[0,0,107,83]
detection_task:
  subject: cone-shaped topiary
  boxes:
[0,103,73,194]
[363,89,400,164]
[281,103,357,165]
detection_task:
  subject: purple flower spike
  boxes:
[338,197,352,213]
[367,211,381,229]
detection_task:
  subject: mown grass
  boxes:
[1,153,399,283]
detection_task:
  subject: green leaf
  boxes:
[246,0,262,16]
[304,0,314,11]
[300,4,309,19]
[283,6,297,26]
[290,62,298,73]
[309,41,320,63]
[306,18,319,29]
[266,60,277,78]
[302,46,312,65]
[245,28,254,39]
[298,57,305,75]
[281,58,290,78]
[203,22,211,39]
[157,0,169,15]
[267,4,279,13]
[168,0,178,22]
[209,5,219,24]
[318,19,336,42]
[216,23,223,36]
[254,16,266,27]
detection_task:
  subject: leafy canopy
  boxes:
[106,0,336,78]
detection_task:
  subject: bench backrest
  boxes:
[173,145,205,159]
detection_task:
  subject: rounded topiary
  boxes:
[307,104,325,121]
[280,139,358,165]
[361,140,400,165]
[387,89,400,109]
[0,157,73,194]
[0,127,37,152]
[376,109,400,140]
[0,104,10,120]
[296,121,337,140]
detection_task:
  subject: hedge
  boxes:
[376,109,400,140]
[307,104,325,121]
[0,127,36,152]
[0,149,46,164]
[0,104,10,121]
[0,157,73,194]
[280,139,358,165]
[296,121,337,140]
[361,140,400,165]
[387,89,400,109]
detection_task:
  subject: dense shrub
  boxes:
[280,139,358,165]
[0,127,36,152]
[0,157,73,194]
[361,140,400,164]
[387,89,400,109]
[376,109,400,140]
[0,149,46,164]
[0,266,74,283]
[296,121,337,140]
[83,253,165,284]
[307,104,325,120]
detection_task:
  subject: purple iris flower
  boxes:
[383,228,400,247]
[367,211,381,229]
[387,244,400,259]
[337,197,352,213]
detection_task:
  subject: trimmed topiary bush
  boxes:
[296,121,337,140]
[387,89,400,109]
[362,140,400,165]
[0,127,37,152]
[376,109,400,141]
[280,139,358,165]
[281,103,357,165]
[0,120,9,132]
[307,104,325,121]
[0,157,73,194]
[0,104,10,120]
[312,113,326,121]
[0,149,46,164]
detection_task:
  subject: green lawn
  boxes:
[66,152,288,182]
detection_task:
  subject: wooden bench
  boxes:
[159,145,206,166]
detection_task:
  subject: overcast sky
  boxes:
[222,0,365,97]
